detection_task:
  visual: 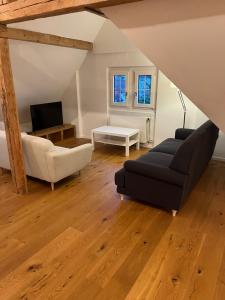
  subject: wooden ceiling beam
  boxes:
[0,26,93,50]
[0,0,140,24]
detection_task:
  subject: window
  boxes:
[110,70,129,106]
[113,75,127,103]
[137,75,151,105]
[134,69,157,109]
[109,67,157,109]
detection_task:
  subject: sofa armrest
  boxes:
[124,160,185,186]
[175,128,194,140]
[46,143,93,183]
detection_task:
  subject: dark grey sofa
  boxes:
[115,120,219,215]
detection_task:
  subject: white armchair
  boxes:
[0,130,93,190]
[47,144,93,190]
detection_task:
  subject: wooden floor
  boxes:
[0,145,225,300]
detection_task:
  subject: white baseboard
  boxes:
[141,142,153,149]
[212,156,225,162]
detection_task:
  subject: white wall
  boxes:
[79,20,154,138]
[0,12,105,132]
[102,0,225,133]
[191,108,225,160]
[155,73,225,160]
[2,13,224,160]
[93,18,136,54]
[79,53,153,138]
[155,72,197,145]
[61,73,78,126]
[79,20,225,160]
[79,20,196,140]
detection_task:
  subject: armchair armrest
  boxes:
[47,143,93,182]
[175,128,194,140]
[124,160,185,186]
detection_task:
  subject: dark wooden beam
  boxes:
[0,38,28,194]
[0,26,93,50]
[0,0,141,24]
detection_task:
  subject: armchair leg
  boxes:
[51,182,54,191]
[0,167,3,176]
[120,194,124,201]
[172,210,178,217]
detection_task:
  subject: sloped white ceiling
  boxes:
[94,19,137,54]
[8,12,105,122]
[102,0,225,132]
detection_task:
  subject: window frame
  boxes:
[110,69,129,107]
[134,68,157,109]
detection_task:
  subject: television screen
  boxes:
[30,101,63,131]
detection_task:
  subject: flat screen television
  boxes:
[30,101,63,131]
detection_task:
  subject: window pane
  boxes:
[138,75,152,105]
[138,89,145,103]
[113,75,126,103]
[145,75,151,89]
[145,89,150,104]
[138,75,145,90]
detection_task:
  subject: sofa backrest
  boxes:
[170,120,219,175]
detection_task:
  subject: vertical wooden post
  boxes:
[0,37,27,194]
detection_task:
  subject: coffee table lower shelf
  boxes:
[94,137,138,147]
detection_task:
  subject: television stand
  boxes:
[30,124,76,143]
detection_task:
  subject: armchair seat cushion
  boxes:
[151,138,183,155]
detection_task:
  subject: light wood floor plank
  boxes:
[0,145,224,299]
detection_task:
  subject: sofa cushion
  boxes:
[175,128,194,140]
[151,138,183,155]
[137,151,174,167]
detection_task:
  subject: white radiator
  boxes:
[109,111,153,143]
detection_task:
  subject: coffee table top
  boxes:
[92,126,139,137]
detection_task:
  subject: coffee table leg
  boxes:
[125,136,129,157]
[136,132,140,150]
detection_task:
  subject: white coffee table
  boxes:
[91,126,140,157]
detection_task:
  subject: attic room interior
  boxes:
[0,0,225,299]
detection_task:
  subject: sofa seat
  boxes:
[151,138,183,155]
[115,151,185,189]
[115,152,175,188]
[137,151,174,167]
